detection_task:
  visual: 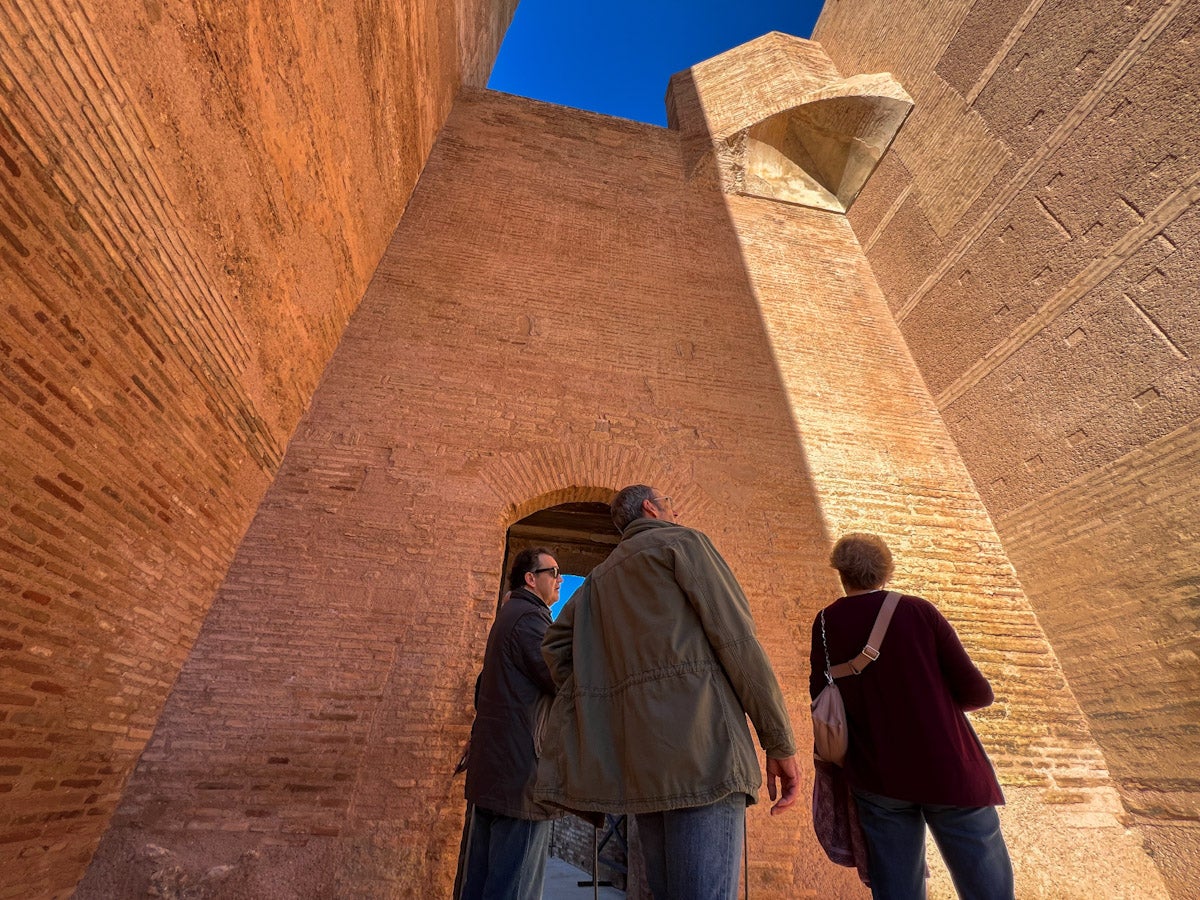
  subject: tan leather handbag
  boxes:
[811,591,901,765]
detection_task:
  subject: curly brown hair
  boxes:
[830,533,894,591]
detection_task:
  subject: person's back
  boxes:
[812,590,1001,808]
[466,588,556,817]
[539,517,785,813]
[809,533,1013,900]
[537,485,799,900]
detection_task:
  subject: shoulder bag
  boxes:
[811,590,901,765]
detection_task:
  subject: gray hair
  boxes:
[830,533,894,591]
[610,484,657,532]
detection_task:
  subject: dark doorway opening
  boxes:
[499,501,620,612]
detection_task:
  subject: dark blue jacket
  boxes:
[465,587,560,819]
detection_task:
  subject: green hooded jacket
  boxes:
[534,518,796,815]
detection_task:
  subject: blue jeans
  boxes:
[460,805,551,900]
[634,793,747,900]
[853,789,1014,900]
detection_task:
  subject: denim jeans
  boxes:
[460,805,551,900]
[852,789,1014,900]
[634,793,747,900]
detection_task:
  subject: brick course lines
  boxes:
[817,1,1197,894]
[736,188,1165,895]
[999,420,1200,891]
[2,3,1189,894]
[937,167,1200,407]
[85,90,840,897]
[0,0,276,469]
[0,1,516,897]
[731,195,1105,776]
[82,80,1165,897]
[894,0,1188,322]
[959,0,1052,106]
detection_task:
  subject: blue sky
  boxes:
[488,0,825,126]
[550,574,584,621]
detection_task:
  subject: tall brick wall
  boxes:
[814,2,1199,894]
[0,1,515,897]
[79,89,838,897]
[5,2,1190,894]
[83,81,1164,897]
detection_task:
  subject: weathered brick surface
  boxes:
[999,422,1200,884]
[816,1,1198,894]
[84,89,837,898]
[3,2,1190,896]
[83,75,1163,896]
[0,1,515,897]
[728,191,1164,897]
[667,32,841,140]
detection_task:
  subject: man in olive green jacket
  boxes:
[536,485,799,900]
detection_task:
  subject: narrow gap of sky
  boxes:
[488,0,825,127]
[550,574,584,621]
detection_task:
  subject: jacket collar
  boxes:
[509,585,550,610]
[621,517,681,540]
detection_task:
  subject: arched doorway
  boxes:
[456,501,629,896]
[499,501,620,614]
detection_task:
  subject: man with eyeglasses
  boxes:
[461,547,564,900]
[536,485,799,900]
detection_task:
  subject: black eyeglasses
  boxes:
[532,566,561,579]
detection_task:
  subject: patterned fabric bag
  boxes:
[812,757,871,886]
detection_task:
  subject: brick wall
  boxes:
[5,2,1190,893]
[0,1,515,897]
[83,79,1163,896]
[80,89,837,897]
[815,2,1199,894]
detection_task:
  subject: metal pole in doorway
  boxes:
[744,813,749,900]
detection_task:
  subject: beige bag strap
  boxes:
[828,591,901,679]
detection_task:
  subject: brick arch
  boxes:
[477,440,719,530]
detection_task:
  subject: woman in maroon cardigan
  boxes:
[809,534,1014,899]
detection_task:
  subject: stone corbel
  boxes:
[719,73,912,213]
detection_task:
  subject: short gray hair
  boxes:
[830,533,894,591]
[611,484,657,532]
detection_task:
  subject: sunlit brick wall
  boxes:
[80,90,839,898]
[0,1,515,896]
[85,82,1163,897]
[814,2,1199,894]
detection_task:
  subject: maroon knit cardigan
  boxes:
[808,590,1004,808]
